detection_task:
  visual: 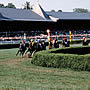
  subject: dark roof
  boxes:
[46,12,90,20]
[0,8,52,21]
[0,13,11,20]
[1,8,90,22]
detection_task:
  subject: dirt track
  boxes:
[0,56,32,65]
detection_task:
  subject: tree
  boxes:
[73,8,89,13]
[58,10,62,12]
[5,3,16,8]
[24,1,33,10]
[51,10,55,12]
[0,3,5,8]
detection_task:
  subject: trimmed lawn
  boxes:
[0,48,90,89]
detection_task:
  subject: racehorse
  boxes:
[25,41,46,57]
[16,42,26,56]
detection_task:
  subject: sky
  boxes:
[0,0,90,12]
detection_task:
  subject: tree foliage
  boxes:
[58,10,62,12]
[24,1,33,10]
[5,3,16,8]
[0,4,5,8]
[51,10,56,12]
[73,8,89,13]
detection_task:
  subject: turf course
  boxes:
[0,48,90,89]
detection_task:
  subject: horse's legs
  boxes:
[16,50,20,56]
[31,50,36,57]
[22,49,26,56]
[25,48,29,55]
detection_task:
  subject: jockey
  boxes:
[49,37,53,49]
[82,37,88,45]
[22,40,26,50]
[62,38,68,47]
[25,39,34,56]
[16,40,26,56]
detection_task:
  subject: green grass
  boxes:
[0,48,19,61]
[0,49,90,89]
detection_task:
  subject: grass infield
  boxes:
[0,48,90,89]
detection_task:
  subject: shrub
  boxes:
[0,43,28,49]
[31,46,90,71]
[51,46,90,55]
[0,44,19,49]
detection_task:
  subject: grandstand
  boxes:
[0,2,90,43]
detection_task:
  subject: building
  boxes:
[0,2,90,37]
[47,11,90,31]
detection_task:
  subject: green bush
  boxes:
[51,46,90,55]
[0,43,28,49]
[58,39,90,44]
[31,47,90,71]
[0,44,19,49]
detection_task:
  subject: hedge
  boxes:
[0,43,28,49]
[51,46,90,55]
[58,40,82,44]
[31,46,90,71]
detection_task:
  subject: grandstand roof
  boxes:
[0,5,90,22]
[46,12,90,20]
[0,8,52,21]
[0,13,11,20]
